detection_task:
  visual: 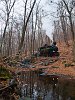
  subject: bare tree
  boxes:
[62,0,75,41]
[61,0,75,60]
[58,1,69,45]
[0,0,50,58]
[0,0,16,56]
[2,0,16,39]
[18,0,37,52]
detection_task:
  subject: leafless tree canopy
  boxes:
[0,0,51,57]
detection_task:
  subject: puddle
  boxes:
[18,71,75,100]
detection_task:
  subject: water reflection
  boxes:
[18,71,75,100]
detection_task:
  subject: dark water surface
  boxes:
[18,71,75,100]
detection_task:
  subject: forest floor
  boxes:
[0,41,75,100]
[33,41,75,78]
[0,41,75,78]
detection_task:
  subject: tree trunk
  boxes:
[68,14,75,61]
[18,0,36,52]
[69,14,75,41]
[60,15,69,46]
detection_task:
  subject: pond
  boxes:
[18,70,75,100]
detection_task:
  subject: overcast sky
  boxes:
[38,0,58,39]
[41,0,58,39]
[0,0,58,39]
[15,0,58,39]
